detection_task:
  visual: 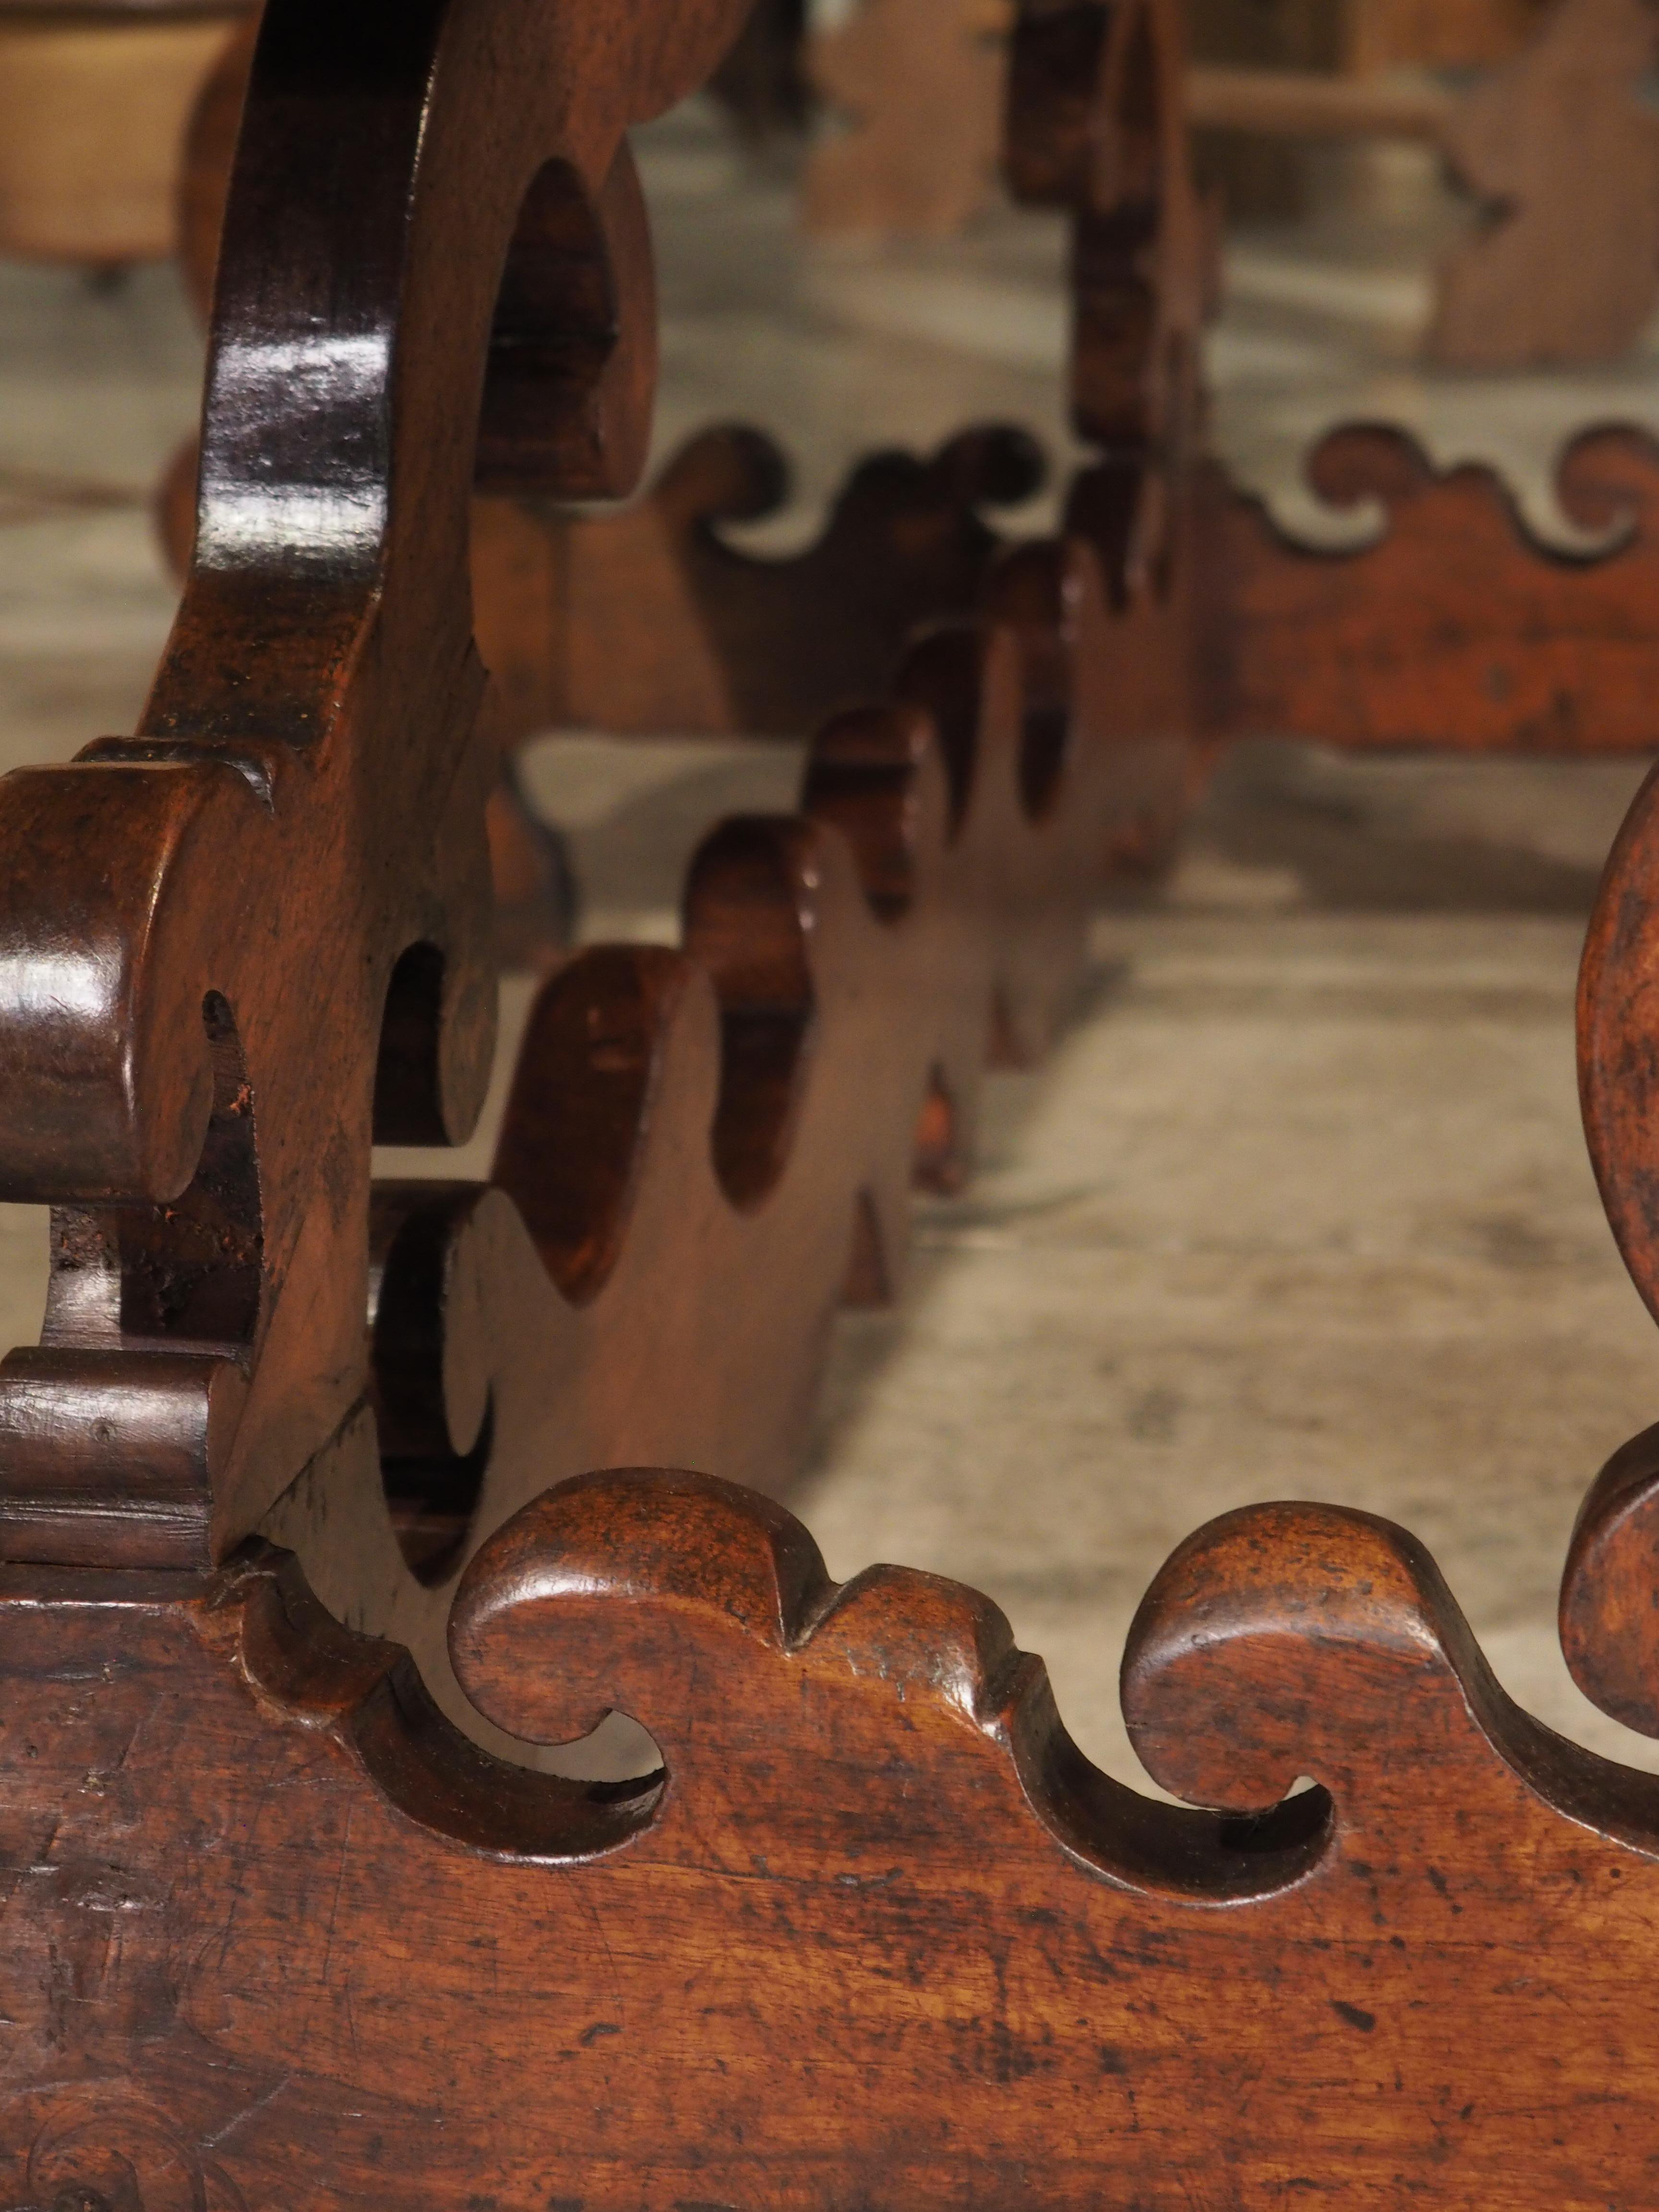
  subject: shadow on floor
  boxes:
[1189,740,1650,915]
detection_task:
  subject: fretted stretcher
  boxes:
[8,0,1659,2201]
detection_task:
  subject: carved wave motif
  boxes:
[1202,421,1659,750]
[262,520,1187,1764]
[5,1470,1659,2200]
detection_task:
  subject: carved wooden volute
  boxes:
[15,3,1659,2203]
[0,0,749,1571]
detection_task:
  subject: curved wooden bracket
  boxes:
[1199,421,1659,752]
[0,0,755,1567]
[472,420,1047,743]
[6,1477,1659,2198]
[12,0,1659,2197]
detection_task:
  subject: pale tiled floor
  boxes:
[6,107,1659,1792]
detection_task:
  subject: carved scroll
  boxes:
[472,420,1047,744]
[0,0,758,1569]
[0,0,1189,1763]
[7,0,1659,2196]
[11,1470,1659,2201]
[256,528,1181,1753]
[1199,421,1659,751]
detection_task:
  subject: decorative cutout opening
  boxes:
[248,1560,664,1857]
[359,1660,665,1850]
[475,145,654,501]
[1218,1779,1332,1859]
[382,1396,493,1587]
[537,1707,668,1786]
[684,821,816,1212]
[373,941,449,1147]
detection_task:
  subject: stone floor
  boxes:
[5,106,1659,1791]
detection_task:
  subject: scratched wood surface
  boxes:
[10,0,1659,2201]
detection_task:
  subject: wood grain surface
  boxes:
[0,0,757,1569]
[7,1473,1659,2201]
[9,0,1659,2198]
[1199,422,1659,750]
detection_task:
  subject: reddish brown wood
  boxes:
[0,0,760,1573]
[1559,1420,1659,1731]
[1,0,1189,1704]
[10,1474,1659,2200]
[802,0,1010,239]
[472,421,1046,741]
[1199,422,1659,750]
[1430,0,1659,368]
[167,0,1659,775]
[19,0,1659,2195]
[259,526,1183,1750]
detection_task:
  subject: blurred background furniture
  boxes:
[803,0,1010,235]
[801,0,1659,368]
[0,0,252,270]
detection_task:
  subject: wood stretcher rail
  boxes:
[4,0,1659,2201]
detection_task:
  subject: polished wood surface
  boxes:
[12,1470,1659,2200]
[1,0,1191,1670]
[0,0,759,1573]
[11,0,1659,2199]
[252,0,1197,1758]
[1430,0,1659,368]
